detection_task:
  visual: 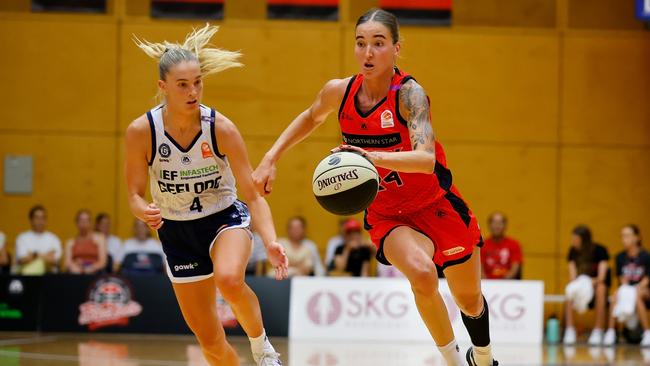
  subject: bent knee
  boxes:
[455,292,483,316]
[408,265,439,296]
[214,272,245,297]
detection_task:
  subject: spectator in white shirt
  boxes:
[15,205,62,275]
[275,216,325,277]
[116,220,164,268]
[95,212,122,271]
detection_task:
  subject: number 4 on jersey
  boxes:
[190,197,203,212]
[379,171,404,191]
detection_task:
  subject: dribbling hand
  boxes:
[266,241,289,280]
[252,158,277,196]
[331,145,377,163]
[143,203,164,230]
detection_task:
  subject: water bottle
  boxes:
[546,315,560,344]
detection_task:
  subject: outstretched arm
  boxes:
[216,115,288,280]
[253,78,349,195]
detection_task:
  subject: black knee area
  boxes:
[460,295,491,347]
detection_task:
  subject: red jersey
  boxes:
[338,69,453,216]
[481,236,523,279]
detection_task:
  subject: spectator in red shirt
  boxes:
[481,212,523,279]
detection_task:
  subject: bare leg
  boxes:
[211,229,264,338]
[565,300,574,329]
[383,226,455,346]
[637,287,649,331]
[444,247,483,316]
[594,283,608,329]
[173,279,240,366]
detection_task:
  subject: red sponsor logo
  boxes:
[201,142,213,158]
[78,276,142,331]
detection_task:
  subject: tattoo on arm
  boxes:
[399,80,435,153]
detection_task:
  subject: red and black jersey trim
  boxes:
[434,162,452,191]
[444,191,471,228]
[338,75,357,120]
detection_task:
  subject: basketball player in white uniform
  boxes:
[125,25,288,366]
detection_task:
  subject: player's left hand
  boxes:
[266,241,289,280]
[331,144,377,163]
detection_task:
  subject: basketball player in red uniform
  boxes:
[253,8,497,366]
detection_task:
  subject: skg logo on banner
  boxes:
[290,277,544,343]
[306,291,342,325]
[78,276,142,331]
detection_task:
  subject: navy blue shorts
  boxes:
[157,200,251,283]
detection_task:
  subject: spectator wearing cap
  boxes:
[329,219,373,277]
[481,211,523,279]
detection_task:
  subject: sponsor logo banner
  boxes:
[78,276,142,331]
[290,277,543,344]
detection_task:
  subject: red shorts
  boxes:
[364,190,482,270]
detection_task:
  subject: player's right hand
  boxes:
[143,203,164,230]
[252,158,277,196]
[265,241,289,280]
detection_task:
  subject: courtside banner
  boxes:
[290,277,544,344]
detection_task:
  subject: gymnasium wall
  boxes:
[0,0,649,299]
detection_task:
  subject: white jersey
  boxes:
[147,104,237,221]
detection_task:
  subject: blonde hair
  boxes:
[133,24,242,99]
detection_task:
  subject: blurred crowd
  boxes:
[0,205,647,347]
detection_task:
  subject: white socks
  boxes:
[249,329,270,356]
[472,344,493,366]
[438,339,466,366]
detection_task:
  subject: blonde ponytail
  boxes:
[133,23,242,81]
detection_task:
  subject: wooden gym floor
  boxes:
[0,332,648,365]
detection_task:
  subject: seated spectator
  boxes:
[329,219,372,277]
[116,220,164,275]
[64,209,107,275]
[95,212,122,272]
[480,212,523,279]
[0,231,9,274]
[603,224,650,346]
[15,205,62,275]
[274,216,324,277]
[246,232,267,276]
[563,225,610,346]
[325,218,347,268]
[377,262,405,278]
